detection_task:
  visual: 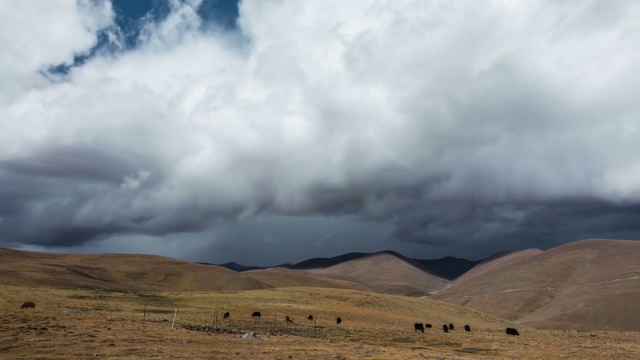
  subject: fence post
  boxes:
[143,303,147,322]
[171,308,177,329]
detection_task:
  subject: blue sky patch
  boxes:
[45,0,241,77]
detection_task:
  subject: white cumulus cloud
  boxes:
[2,0,640,261]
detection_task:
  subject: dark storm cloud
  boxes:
[0,146,145,246]
[2,146,139,183]
[389,199,640,250]
[2,0,640,263]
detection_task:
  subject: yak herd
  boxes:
[226,312,342,325]
[20,302,520,337]
[230,311,519,336]
[22,300,520,338]
[415,322,520,336]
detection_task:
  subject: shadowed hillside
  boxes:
[221,250,480,280]
[309,252,448,295]
[433,239,640,331]
[285,252,373,270]
[409,256,482,280]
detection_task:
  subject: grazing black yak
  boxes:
[464,325,471,332]
[425,323,432,328]
[448,323,454,330]
[336,317,342,325]
[308,315,314,321]
[223,311,230,319]
[414,323,425,332]
[252,311,261,318]
[506,327,520,336]
[442,324,449,333]
[20,301,35,310]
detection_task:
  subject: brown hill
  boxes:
[243,267,374,291]
[453,248,544,284]
[309,252,448,295]
[0,248,365,293]
[0,247,257,292]
[433,239,640,331]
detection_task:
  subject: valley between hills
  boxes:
[1,238,639,359]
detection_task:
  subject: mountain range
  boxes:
[215,250,481,280]
[2,238,639,331]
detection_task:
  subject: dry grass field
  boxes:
[2,284,640,359]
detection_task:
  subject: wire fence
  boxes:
[140,304,336,339]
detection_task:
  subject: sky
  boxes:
[1,0,640,266]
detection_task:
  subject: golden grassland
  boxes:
[2,284,640,359]
[0,248,371,293]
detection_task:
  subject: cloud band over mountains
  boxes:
[1,0,640,262]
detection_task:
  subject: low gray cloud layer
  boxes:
[1,0,640,265]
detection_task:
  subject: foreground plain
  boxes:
[2,284,640,359]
